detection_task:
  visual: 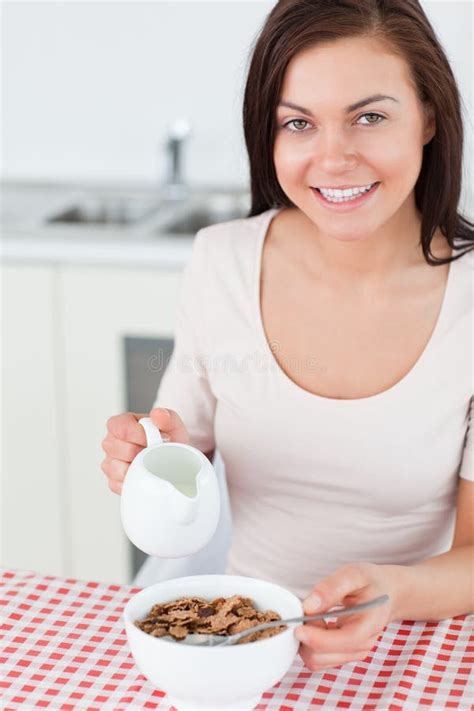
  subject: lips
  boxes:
[310,181,381,211]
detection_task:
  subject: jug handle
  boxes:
[138,417,163,447]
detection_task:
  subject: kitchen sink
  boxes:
[158,192,250,236]
[40,186,251,236]
[46,193,163,226]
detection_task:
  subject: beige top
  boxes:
[153,208,473,599]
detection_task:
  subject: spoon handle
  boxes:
[221,594,390,647]
[293,593,390,624]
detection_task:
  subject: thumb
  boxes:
[303,564,368,615]
[149,406,171,432]
[149,407,190,445]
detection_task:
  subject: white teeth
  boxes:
[319,183,375,198]
[317,182,376,203]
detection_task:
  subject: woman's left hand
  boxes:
[296,562,399,671]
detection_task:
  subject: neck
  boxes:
[293,198,432,287]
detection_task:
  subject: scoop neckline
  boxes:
[253,207,457,407]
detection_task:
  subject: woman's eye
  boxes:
[282,119,310,132]
[357,112,386,125]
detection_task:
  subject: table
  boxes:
[1,568,473,709]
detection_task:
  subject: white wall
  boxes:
[2,0,274,186]
[2,0,472,210]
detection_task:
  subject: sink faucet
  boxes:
[162,118,191,199]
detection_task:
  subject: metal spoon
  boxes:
[160,594,389,647]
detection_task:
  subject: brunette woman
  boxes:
[102,0,473,671]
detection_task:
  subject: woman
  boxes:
[101,0,473,671]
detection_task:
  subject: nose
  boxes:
[315,127,356,172]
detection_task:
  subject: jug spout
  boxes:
[172,464,210,524]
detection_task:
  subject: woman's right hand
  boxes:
[101,407,190,495]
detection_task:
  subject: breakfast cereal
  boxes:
[134,594,287,644]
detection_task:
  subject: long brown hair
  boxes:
[242,0,473,265]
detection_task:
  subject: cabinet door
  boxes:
[1,264,64,575]
[59,265,183,584]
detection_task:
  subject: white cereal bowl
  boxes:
[123,574,303,711]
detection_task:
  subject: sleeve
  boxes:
[459,395,473,481]
[152,229,217,454]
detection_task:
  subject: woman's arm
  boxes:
[386,544,473,622]
[296,479,473,671]
[388,477,474,621]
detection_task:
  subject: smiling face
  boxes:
[273,36,436,243]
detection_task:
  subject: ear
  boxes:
[422,103,436,145]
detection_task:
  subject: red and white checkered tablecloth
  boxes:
[1,567,473,710]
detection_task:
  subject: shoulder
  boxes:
[179,210,276,298]
[452,245,474,299]
[184,209,278,288]
[459,246,474,271]
[450,245,474,337]
[452,238,474,266]
[192,209,277,266]
[196,209,275,239]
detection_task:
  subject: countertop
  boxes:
[0,180,199,269]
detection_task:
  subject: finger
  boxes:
[101,433,144,462]
[303,563,372,614]
[305,619,327,631]
[299,645,373,672]
[295,617,374,654]
[106,412,148,447]
[150,407,190,444]
[101,457,129,483]
[108,479,123,496]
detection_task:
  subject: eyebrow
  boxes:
[277,94,399,115]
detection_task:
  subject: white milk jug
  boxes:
[120,417,221,558]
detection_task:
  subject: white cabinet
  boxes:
[1,264,64,576]
[58,265,183,584]
[1,261,183,584]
